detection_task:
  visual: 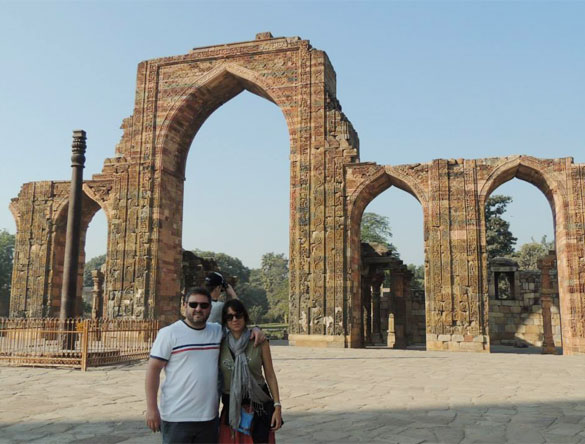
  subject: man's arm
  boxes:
[225,283,238,300]
[250,326,266,347]
[145,357,166,432]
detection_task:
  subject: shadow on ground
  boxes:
[2,400,585,444]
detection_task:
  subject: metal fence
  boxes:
[0,318,160,371]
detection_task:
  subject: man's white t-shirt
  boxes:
[150,320,223,422]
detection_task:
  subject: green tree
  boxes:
[360,212,396,252]
[238,269,269,320]
[260,253,289,323]
[407,264,425,292]
[0,230,15,316]
[485,195,517,260]
[83,254,106,287]
[511,235,554,270]
[192,249,250,284]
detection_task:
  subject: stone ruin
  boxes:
[8,33,585,354]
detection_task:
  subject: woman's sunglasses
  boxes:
[225,313,244,321]
[188,302,210,309]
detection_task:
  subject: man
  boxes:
[204,271,237,324]
[145,287,263,443]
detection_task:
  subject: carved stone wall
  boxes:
[10,34,359,344]
[346,156,585,355]
[9,180,111,318]
[8,34,585,355]
[488,258,562,347]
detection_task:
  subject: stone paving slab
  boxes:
[1,346,585,443]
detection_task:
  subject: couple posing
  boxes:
[146,272,282,444]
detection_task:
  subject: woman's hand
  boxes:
[270,405,282,431]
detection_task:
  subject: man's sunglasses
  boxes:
[187,302,210,309]
[225,313,244,321]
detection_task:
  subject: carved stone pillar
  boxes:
[91,269,105,320]
[538,251,557,354]
[387,312,396,348]
[391,270,407,349]
[370,271,385,344]
[361,274,372,345]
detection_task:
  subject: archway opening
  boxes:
[81,207,108,319]
[358,185,426,349]
[485,177,562,354]
[180,88,289,325]
[49,193,107,318]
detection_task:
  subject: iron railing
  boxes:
[0,318,160,371]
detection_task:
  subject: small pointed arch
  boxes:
[346,164,427,347]
[348,165,428,230]
[479,156,567,219]
[155,63,295,179]
[479,155,572,354]
[48,190,110,316]
[82,182,113,221]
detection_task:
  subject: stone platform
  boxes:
[1,345,585,443]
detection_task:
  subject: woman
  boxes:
[219,299,282,444]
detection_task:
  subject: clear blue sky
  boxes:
[1,1,583,268]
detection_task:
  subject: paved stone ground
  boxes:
[1,345,585,443]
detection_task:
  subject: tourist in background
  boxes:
[205,271,239,323]
[219,299,282,444]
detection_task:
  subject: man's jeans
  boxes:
[161,418,219,444]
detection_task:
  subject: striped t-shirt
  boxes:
[150,320,223,422]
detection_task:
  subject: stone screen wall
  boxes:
[8,34,585,355]
[489,264,562,348]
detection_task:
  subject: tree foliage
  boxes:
[259,253,289,323]
[192,249,250,284]
[191,249,288,323]
[360,212,395,250]
[485,195,517,260]
[83,254,106,287]
[407,264,425,292]
[238,269,269,317]
[510,236,554,270]
[0,230,15,315]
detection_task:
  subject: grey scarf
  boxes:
[227,329,271,431]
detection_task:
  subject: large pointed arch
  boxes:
[155,63,296,179]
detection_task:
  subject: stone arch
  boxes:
[48,190,109,317]
[478,155,570,350]
[155,63,295,179]
[8,201,22,234]
[346,165,428,347]
[479,155,566,218]
[148,59,299,321]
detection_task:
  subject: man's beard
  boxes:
[186,311,208,328]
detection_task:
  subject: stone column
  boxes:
[361,275,372,345]
[391,269,407,349]
[538,252,557,354]
[59,130,87,322]
[91,269,104,320]
[370,271,385,344]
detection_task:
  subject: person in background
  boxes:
[219,299,282,444]
[205,271,238,324]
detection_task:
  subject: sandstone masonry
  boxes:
[8,34,585,355]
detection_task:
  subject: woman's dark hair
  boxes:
[222,299,250,326]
